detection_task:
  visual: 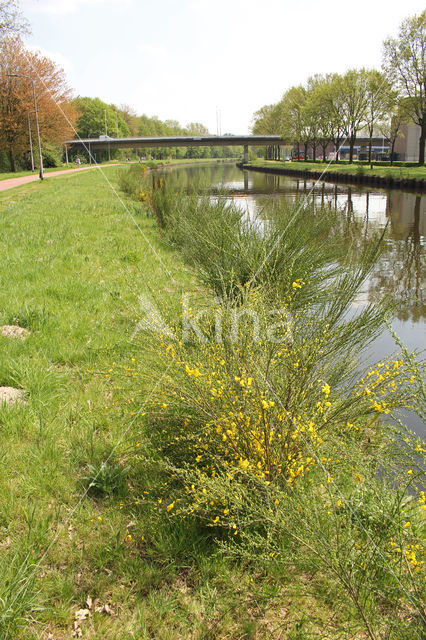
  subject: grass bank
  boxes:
[0,161,127,181]
[0,168,230,639]
[0,167,349,639]
[0,166,424,639]
[0,158,234,183]
[245,160,426,190]
[120,166,425,639]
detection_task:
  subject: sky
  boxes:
[20,0,426,135]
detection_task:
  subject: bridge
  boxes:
[63,135,284,164]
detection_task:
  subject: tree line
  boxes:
[73,99,238,162]
[252,11,426,165]
[0,2,235,172]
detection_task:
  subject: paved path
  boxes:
[0,164,123,192]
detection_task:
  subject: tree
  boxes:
[303,77,327,161]
[164,119,181,134]
[378,99,409,164]
[0,38,75,171]
[116,103,139,136]
[0,0,29,40]
[74,97,129,139]
[383,11,426,164]
[185,122,210,135]
[323,74,347,163]
[365,70,395,165]
[251,104,282,135]
[251,103,283,159]
[280,86,306,159]
[304,74,338,162]
[340,69,369,163]
[73,97,129,161]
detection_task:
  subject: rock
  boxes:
[0,387,26,405]
[0,325,30,340]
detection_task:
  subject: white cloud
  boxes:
[22,0,130,16]
[26,44,74,73]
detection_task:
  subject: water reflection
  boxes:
[248,174,425,323]
[159,162,425,436]
[160,163,425,323]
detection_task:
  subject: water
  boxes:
[161,162,425,434]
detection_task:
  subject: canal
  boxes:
[161,162,425,433]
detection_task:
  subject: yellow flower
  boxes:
[321,383,330,396]
[167,502,175,512]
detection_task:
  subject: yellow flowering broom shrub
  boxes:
[146,282,421,508]
[124,171,425,638]
[143,298,425,637]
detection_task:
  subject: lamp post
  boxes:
[104,109,111,160]
[27,110,35,172]
[7,73,44,180]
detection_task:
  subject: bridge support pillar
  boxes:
[243,144,249,164]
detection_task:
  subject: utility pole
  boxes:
[7,74,43,179]
[104,109,110,160]
[27,111,34,172]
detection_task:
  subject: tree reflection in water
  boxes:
[159,163,425,323]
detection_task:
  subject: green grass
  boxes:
[249,159,426,179]
[0,168,362,639]
[0,158,235,182]
[0,166,72,180]
[0,161,131,181]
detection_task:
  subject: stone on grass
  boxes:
[0,387,26,405]
[0,325,30,340]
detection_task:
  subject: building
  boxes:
[293,124,424,162]
[394,125,425,162]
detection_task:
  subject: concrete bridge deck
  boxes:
[64,135,284,149]
[64,135,284,163]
